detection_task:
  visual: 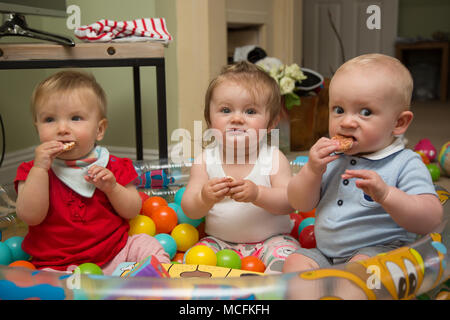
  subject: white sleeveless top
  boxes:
[204,145,292,243]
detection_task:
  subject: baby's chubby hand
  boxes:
[305,137,341,176]
[201,177,232,206]
[34,141,65,170]
[341,169,389,204]
[228,179,258,203]
[85,165,116,194]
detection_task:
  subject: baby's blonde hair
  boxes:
[31,70,107,121]
[334,53,413,108]
[204,61,282,129]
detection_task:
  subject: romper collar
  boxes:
[359,136,405,160]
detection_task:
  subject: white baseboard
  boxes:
[0,145,163,186]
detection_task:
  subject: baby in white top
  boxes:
[181,61,300,273]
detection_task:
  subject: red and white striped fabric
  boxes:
[75,18,172,43]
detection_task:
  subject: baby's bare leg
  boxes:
[283,253,325,299]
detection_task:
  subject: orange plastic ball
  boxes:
[142,196,168,217]
[172,252,184,264]
[300,208,316,219]
[9,260,36,270]
[151,205,178,234]
[416,151,430,165]
[241,256,266,273]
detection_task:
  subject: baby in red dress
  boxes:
[14,70,169,274]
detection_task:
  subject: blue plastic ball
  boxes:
[155,233,177,260]
[298,217,315,236]
[0,241,13,265]
[4,236,30,262]
[174,187,186,205]
[169,202,204,227]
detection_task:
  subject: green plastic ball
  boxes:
[216,249,242,269]
[76,262,103,275]
[426,163,441,182]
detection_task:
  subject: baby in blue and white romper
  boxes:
[283,54,443,274]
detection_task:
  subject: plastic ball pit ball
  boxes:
[416,151,430,165]
[9,260,36,270]
[414,138,437,162]
[289,212,304,239]
[438,142,450,177]
[0,241,12,265]
[155,233,177,259]
[171,223,199,252]
[169,202,204,227]
[142,196,168,217]
[151,206,178,234]
[298,217,315,236]
[216,249,242,269]
[241,256,266,273]
[299,225,316,249]
[426,163,441,182]
[4,236,30,261]
[138,192,150,213]
[172,252,184,264]
[76,262,103,275]
[129,215,156,236]
[174,187,186,205]
[299,208,316,219]
[185,245,217,266]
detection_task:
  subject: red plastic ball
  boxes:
[289,212,304,239]
[138,192,150,214]
[151,205,178,234]
[241,256,266,273]
[142,196,168,217]
[299,225,316,249]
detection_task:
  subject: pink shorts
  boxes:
[101,234,170,275]
[196,234,301,274]
[42,234,170,276]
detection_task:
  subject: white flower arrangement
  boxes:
[257,59,307,110]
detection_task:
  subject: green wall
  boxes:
[398,0,450,38]
[0,0,178,157]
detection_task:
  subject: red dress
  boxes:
[14,155,138,271]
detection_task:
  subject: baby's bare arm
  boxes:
[380,188,443,234]
[251,149,294,214]
[16,167,50,226]
[16,141,66,226]
[181,153,231,219]
[288,138,340,212]
[104,183,142,220]
[342,169,443,234]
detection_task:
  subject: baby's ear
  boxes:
[96,118,108,141]
[393,110,413,136]
[268,114,280,131]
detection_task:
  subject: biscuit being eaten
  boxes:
[332,135,353,152]
[225,176,235,182]
[62,142,75,151]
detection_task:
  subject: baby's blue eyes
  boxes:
[220,107,257,114]
[332,106,372,116]
[332,106,344,114]
[359,108,372,116]
[42,116,82,122]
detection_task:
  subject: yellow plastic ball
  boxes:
[129,215,156,236]
[185,245,217,266]
[170,223,199,252]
